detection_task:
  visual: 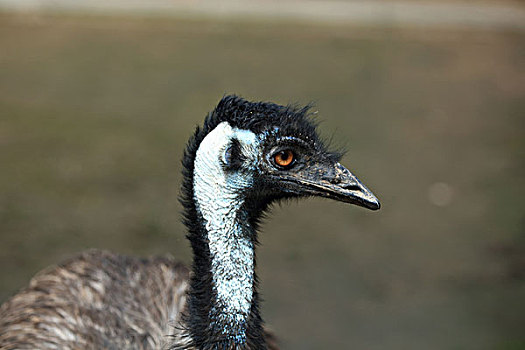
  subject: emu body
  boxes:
[0,96,379,349]
[0,251,189,349]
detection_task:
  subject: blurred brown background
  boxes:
[1,1,524,349]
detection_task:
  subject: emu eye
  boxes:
[273,150,295,168]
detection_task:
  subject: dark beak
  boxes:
[280,162,380,210]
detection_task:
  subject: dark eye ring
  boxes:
[273,150,295,168]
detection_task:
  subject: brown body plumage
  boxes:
[0,250,189,349]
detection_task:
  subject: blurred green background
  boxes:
[1,7,524,350]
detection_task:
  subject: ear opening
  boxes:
[222,138,246,171]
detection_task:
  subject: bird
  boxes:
[0,95,380,350]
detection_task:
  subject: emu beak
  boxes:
[323,162,380,210]
[282,162,380,210]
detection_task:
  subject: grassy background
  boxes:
[1,13,524,349]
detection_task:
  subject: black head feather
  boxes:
[199,95,338,157]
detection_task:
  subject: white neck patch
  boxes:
[193,122,260,326]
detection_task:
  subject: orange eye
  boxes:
[273,150,294,168]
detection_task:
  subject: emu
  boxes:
[0,96,380,349]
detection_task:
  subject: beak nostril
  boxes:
[330,177,341,185]
[341,183,361,191]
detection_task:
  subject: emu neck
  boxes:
[188,122,264,348]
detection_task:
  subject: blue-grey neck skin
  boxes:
[190,122,264,348]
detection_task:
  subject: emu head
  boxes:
[190,95,380,219]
